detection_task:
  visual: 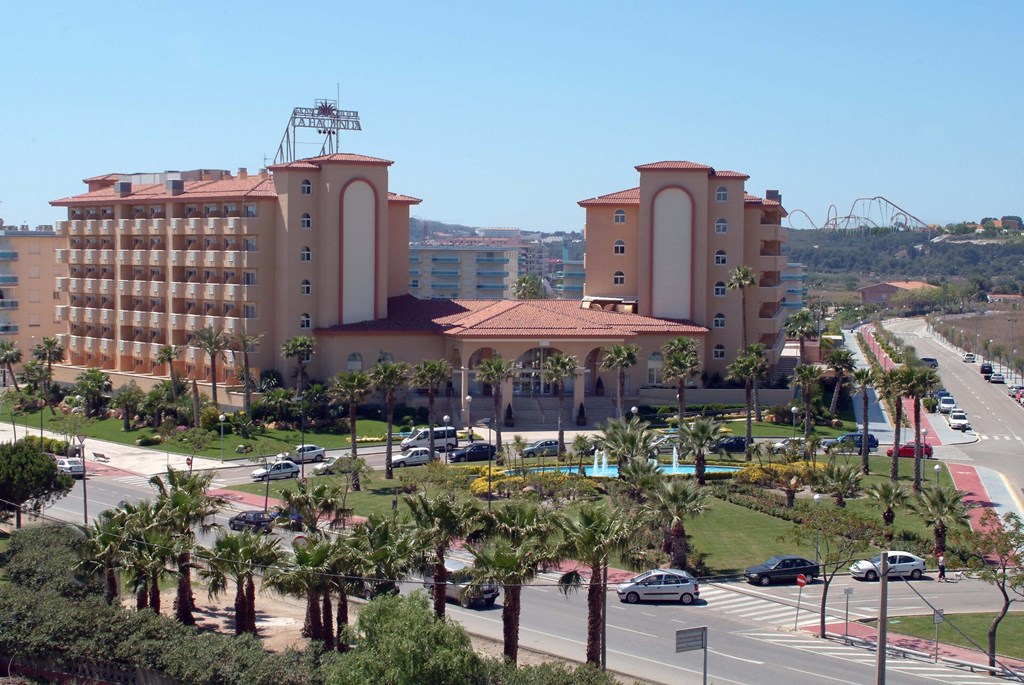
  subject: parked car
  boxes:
[449,443,497,463]
[886,442,934,458]
[981,362,994,379]
[920,357,939,369]
[850,551,926,581]
[401,426,459,452]
[422,558,499,608]
[251,459,300,481]
[990,372,1005,384]
[393,447,438,467]
[1008,385,1024,397]
[948,410,970,431]
[931,389,951,401]
[55,458,85,478]
[616,568,699,604]
[313,456,348,476]
[743,555,820,586]
[771,437,806,451]
[715,436,749,453]
[962,353,976,363]
[523,439,560,458]
[291,444,326,463]
[228,510,275,533]
[822,433,879,452]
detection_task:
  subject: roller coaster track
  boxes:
[788,196,931,232]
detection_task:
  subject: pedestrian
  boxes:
[937,553,946,582]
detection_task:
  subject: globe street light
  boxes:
[791,405,799,439]
[219,413,227,461]
[934,463,942,484]
[630,406,639,421]
[296,394,306,478]
[465,395,473,443]
[442,414,451,465]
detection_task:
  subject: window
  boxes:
[204,204,219,217]
[613,271,625,286]
[244,204,257,218]
[243,304,257,319]
[713,344,726,360]
[347,352,363,371]
[243,238,257,252]
[301,350,313,363]
[613,240,625,255]
[300,313,311,329]
[614,209,626,224]
[715,250,727,266]
[300,179,312,195]
[713,313,726,328]
[300,246,311,262]
[301,213,312,229]
[300,279,311,295]
[715,218,728,234]
[243,271,257,286]
[714,281,726,297]
[648,352,664,384]
[715,186,728,202]
[409,279,419,288]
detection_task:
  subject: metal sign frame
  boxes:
[675,627,708,685]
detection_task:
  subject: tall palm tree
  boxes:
[410,359,452,456]
[198,530,282,635]
[785,310,817,365]
[596,415,656,467]
[232,330,263,415]
[148,467,226,625]
[328,370,372,491]
[474,355,517,449]
[281,335,316,393]
[661,337,701,441]
[542,353,578,456]
[274,479,349,538]
[32,336,64,410]
[556,503,647,667]
[649,479,712,571]
[72,367,111,417]
[119,499,172,613]
[350,513,424,599]
[904,366,940,492]
[266,538,335,642]
[850,368,874,475]
[678,417,729,486]
[18,359,50,397]
[154,344,183,403]
[728,265,758,349]
[599,343,639,419]
[109,380,145,431]
[80,508,129,604]
[794,364,821,442]
[825,348,856,417]
[914,485,971,554]
[866,481,909,543]
[727,345,765,461]
[405,492,485,619]
[618,458,664,502]
[875,366,910,482]
[191,326,229,405]
[370,360,410,480]
[0,340,22,391]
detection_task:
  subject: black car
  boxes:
[743,555,820,586]
[714,437,749,453]
[228,510,275,533]
[449,443,497,463]
[920,357,938,369]
[823,432,879,452]
[981,362,994,379]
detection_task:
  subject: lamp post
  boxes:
[479,418,493,513]
[934,463,942,484]
[37,397,45,445]
[630,405,639,422]
[76,434,88,525]
[791,405,799,439]
[465,395,473,443]
[297,394,306,478]
[1009,319,1017,383]
[219,413,226,461]
[442,414,450,465]
[813,493,822,566]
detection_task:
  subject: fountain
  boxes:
[601,450,608,473]
[592,450,599,474]
[672,445,679,470]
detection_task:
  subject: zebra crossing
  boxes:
[698,583,874,628]
[740,630,1006,684]
[978,434,1023,441]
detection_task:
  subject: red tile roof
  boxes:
[268,153,393,170]
[743,193,780,207]
[714,170,750,179]
[578,187,641,207]
[635,161,714,171]
[82,173,120,182]
[319,295,706,339]
[387,193,422,205]
[52,176,278,206]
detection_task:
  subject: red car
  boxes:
[886,442,933,458]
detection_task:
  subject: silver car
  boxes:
[423,558,499,608]
[55,457,85,478]
[616,569,699,604]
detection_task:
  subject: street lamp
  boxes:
[813,493,823,566]
[219,413,226,461]
[479,418,493,513]
[296,394,306,478]
[442,414,450,465]
[921,428,928,460]
[76,434,88,525]
[37,397,45,445]
[934,463,942,484]
[791,405,799,439]
[465,395,473,443]
[630,405,639,422]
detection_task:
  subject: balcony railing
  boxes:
[0,300,18,310]
[0,251,17,261]
[0,323,20,335]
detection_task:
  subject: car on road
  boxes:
[771,437,806,452]
[743,555,820,586]
[850,551,926,581]
[55,458,85,478]
[228,510,275,533]
[990,372,1005,384]
[448,443,497,463]
[523,439,560,458]
[962,353,976,363]
[251,459,300,481]
[1008,385,1024,397]
[822,432,879,452]
[616,568,699,604]
[291,445,326,463]
[313,456,349,476]
[920,357,939,369]
[938,396,957,413]
[948,410,970,431]
[422,558,499,608]
[715,436,749,453]
[392,447,438,467]
[886,442,934,458]
[981,362,994,379]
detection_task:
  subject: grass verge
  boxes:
[866,613,1024,660]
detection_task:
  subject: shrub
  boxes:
[0,525,101,599]
[135,434,163,447]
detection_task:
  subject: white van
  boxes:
[400,426,459,452]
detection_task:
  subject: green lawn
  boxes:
[867,613,1024,660]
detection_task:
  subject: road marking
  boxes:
[786,666,858,684]
[606,623,657,638]
[708,648,763,664]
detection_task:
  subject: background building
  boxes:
[0,222,64,347]
[409,244,519,299]
[858,280,937,305]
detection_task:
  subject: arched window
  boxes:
[301,213,312,229]
[714,250,727,266]
[715,186,728,202]
[613,271,625,286]
[714,281,726,297]
[347,352,362,371]
[300,246,311,262]
[300,179,312,195]
[715,218,728,234]
[613,240,626,255]
[614,209,626,224]
[300,313,311,329]
[713,344,726,360]
[300,279,311,295]
[648,352,664,384]
[713,313,726,329]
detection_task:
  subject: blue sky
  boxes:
[2,1,1021,231]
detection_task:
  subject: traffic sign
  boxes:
[185,457,193,466]
[933,609,944,624]
[300,477,308,486]
[675,626,707,653]
[796,573,808,587]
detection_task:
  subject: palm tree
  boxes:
[904,366,940,492]
[411,359,452,457]
[109,380,145,431]
[618,458,663,503]
[599,344,639,419]
[328,371,372,491]
[850,368,873,475]
[80,508,129,604]
[32,336,64,410]
[597,415,656,467]
[914,485,971,554]
[785,310,817,365]
[191,326,229,405]
[266,538,335,642]
[542,353,578,456]
[406,492,485,619]
[274,479,349,538]
[72,367,111,417]
[571,433,592,474]
[556,503,646,667]
[0,340,22,391]
[350,514,424,599]
[198,530,282,635]
[866,481,909,543]
[825,348,856,417]
[727,345,765,461]
[370,360,410,480]
[794,364,821,442]
[148,467,226,625]
[818,463,862,507]
[18,359,50,397]
[232,330,263,415]
[678,417,728,485]
[649,479,712,571]
[728,265,758,349]
[468,539,544,664]
[474,355,517,449]
[119,499,173,613]
[154,344,183,403]
[875,366,910,482]
[661,337,701,440]
[281,335,316,393]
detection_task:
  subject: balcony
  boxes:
[475,283,506,291]
[476,257,509,264]
[56,305,67,320]
[133,219,146,234]
[150,218,165,234]
[186,282,200,298]
[475,271,507,278]
[149,281,166,297]
[431,269,460,277]
[101,339,113,354]
[203,252,221,268]
[83,279,99,294]
[101,310,114,324]
[0,251,17,261]
[223,283,251,300]
[99,249,115,265]
[150,311,164,328]
[204,283,221,300]
[431,256,460,263]
[83,219,99,235]
[68,249,83,265]
[757,253,786,272]
[760,223,786,242]
[186,250,201,266]
[68,307,82,323]
[84,309,96,323]
[55,249,67,264]
[118,219,131,234]
[101,219,114,235]
[149,250,166,266]
[100,280,113,295]
[205,217,222,233]
[204,314,220,328]
[68,335,82,352]
[187,218,204,235]
[66,277,80,292]
[132,250,147,266]
[187,314,200,329]
[0,323,18,335]
[224,316,242,334]
[0,300,18,310]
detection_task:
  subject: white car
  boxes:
[55,458,85,478]
[251,459,300,481]
[313,456,347,476]
[990,372,1005,384]
[393,447,437,467]
[850,551,926,581]
[937,396,956,414]
[963,353,976,363]
[291,444,326,463]
[948,410,970,431]
[771,437,806,451]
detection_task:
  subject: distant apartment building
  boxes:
[409,244,519,299]
[781,262,807,310]
[0,223,65,346]
[552,259,585,298]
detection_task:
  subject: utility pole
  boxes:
[875,552,889,684]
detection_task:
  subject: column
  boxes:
[572,367,585,424]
